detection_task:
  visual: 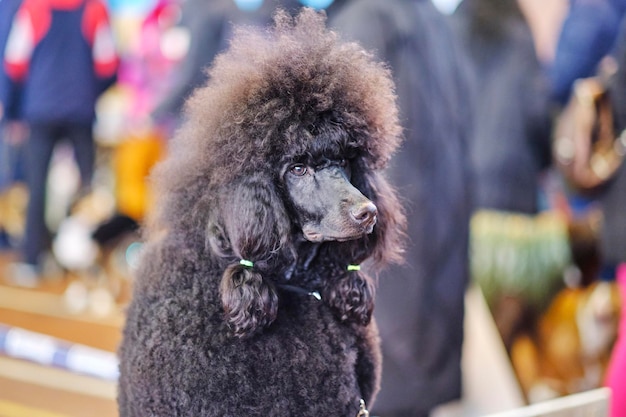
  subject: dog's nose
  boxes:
[350,202,378,226]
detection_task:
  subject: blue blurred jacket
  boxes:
[2,0,118,124]
[550,0,626,105]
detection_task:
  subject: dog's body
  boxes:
[118,9,404,417]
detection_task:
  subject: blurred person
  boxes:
[452,0,565,352]
[330,1,474,416]
[2,0,118,285]
[454,0,552,216]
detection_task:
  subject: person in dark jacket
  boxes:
[3,0,118,285]
[331,1,474,415]
[451,0,562,377]
[453,0,553,216]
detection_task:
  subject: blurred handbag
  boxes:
[553,59,626,195]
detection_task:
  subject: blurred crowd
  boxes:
[1,0,626,416]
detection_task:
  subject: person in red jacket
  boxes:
[2,0,118,286]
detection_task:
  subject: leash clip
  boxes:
[357,399,369,417]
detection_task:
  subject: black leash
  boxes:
[277,284,322,301]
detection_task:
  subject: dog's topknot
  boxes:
[151,8,401,231]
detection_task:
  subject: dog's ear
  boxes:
[323,268,375,326]
[220,263,279,337]
[214,174,292,338]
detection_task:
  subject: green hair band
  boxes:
[239,259,254,268]
[347,264,361,271]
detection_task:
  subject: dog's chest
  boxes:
[261,297,359,367]
[212,300,365,408]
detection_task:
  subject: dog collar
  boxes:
[277,264,360,300]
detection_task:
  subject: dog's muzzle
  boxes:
[350,201,377,233]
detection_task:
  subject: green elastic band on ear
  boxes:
[239,259,254,268]
[347,264,361,271]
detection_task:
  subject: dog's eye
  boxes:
[339,159,347,167]
[290,164,307,176]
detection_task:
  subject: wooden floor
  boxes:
[0,251,123,417]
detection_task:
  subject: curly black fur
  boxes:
[118,8,405,416]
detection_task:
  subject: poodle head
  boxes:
[150,8,405,337]
[282,120,379,244]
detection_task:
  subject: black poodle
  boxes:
[118,8,405,417]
